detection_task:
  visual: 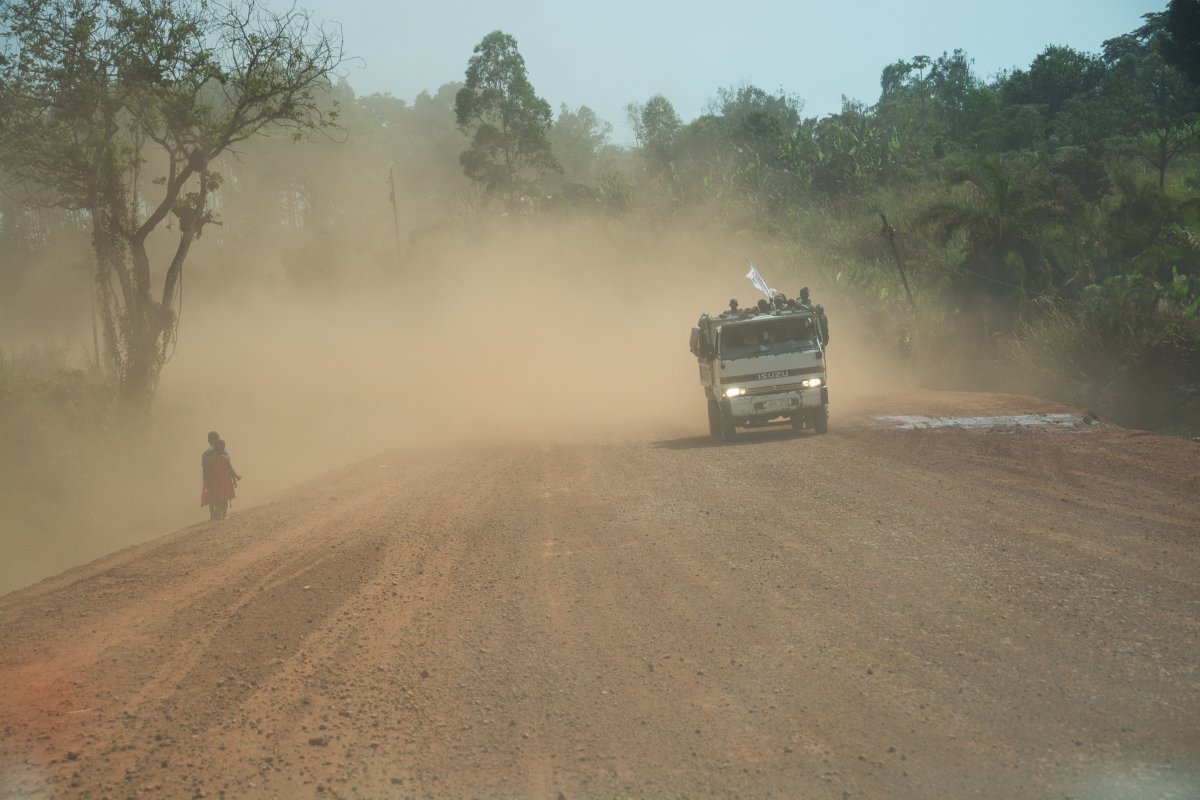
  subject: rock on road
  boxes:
[2,390,1198,799]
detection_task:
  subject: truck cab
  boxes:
[691,300,829,441]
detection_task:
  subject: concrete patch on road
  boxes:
[1071,765,1200,800]
[870,412,1095,431]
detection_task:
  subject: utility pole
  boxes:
[879,211,917,317]
[388,167,402,263]
[880,211,919,385]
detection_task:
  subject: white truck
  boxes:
[690,293,830,441]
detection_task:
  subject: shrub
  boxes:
[1000,274,1200,434]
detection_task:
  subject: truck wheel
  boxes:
[720,409,738,442]
[707,400,722,439]
[790,414,804,431]
[813,404,829,434]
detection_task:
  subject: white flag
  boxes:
[746,262,774,299]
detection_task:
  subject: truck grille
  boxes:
[744,382,809,397]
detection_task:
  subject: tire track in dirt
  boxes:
[2,390,1198,800]
[1,450,466,798]
[223,450,512,799]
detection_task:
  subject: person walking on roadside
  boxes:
[201,432,242,521]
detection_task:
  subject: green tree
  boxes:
[711,84,802,131]
[1162,0,1200,86]
[1001,46,1107,120]
[1104,13,1200,190]
[548,104,613,186]
[875,55,946,174]
[1104,174,1200,285]
[0,0,343,418]
[626,94,681,174]
[986,46,1107,151]
[873,51,996,174]
[919,157,1070,311]
[392,84,473,226]
[927,50,991,145]
[669,114,738,203]
[802,99,890,197]
[663,86,804,210]
[454,31,556,210]
[712,85,804,202]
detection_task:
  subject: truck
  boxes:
[690,292,829,441]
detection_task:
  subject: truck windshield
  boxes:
[719,318,819,359]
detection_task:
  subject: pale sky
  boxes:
[302,1,1162,143]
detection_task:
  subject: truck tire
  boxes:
[720,409,738,442]
[813,404,829,434]
[790,414,805,432]
[707,400,722,439]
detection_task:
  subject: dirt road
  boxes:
[2,389,1198,799]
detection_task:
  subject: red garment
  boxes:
[201,453,237,506]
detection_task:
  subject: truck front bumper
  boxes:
[727,387,825,421]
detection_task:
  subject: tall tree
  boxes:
[548,104,612,186]
[454,31,556,210]
[369,83,470,229]
[668,85,804,209]
[803,99,889,197]
[926,50,989,144]
[0,0,343,418]
[1104,12,1200,190]
[627,94,681,173]
[1162,0,1200,86]
[1001,46,1107,120]
[874,55,950,176]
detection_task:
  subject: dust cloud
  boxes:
[1,215,886,595]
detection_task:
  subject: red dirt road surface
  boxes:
[2,390,1198,799]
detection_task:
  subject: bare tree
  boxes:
[0,0,344,418]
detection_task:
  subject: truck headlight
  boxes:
[801,378,824,388]
[724,387,746,398]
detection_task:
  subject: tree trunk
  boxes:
[1158,134,1168,192]
[117,345,156,422]
[114,289,166,424]
[94,212,169,425]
